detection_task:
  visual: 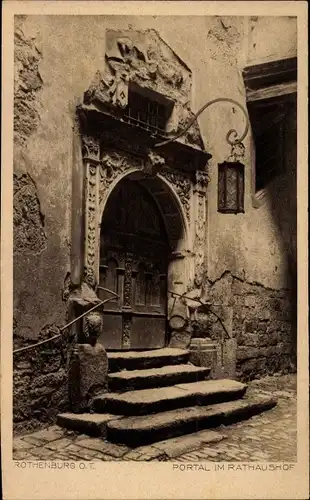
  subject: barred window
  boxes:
[123,86,173,135]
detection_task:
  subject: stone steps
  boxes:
[107,348,189,372]
[92,379,247,415]
[58,347,278,448]
[57,394,276,447]
[108,364,211,392]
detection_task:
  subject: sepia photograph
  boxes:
[1,2,308,499]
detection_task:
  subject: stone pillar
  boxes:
[214,338,237,380]
[68,311,108,413]
[193,170,209,287]
[82,135,101,288]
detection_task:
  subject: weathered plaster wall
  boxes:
[244,16,297,66]
[13,15,297,430]
[198,16,297,378]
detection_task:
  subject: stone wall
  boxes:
[13,331,70,435]
[232,278,294,380]
[194,271,295,381]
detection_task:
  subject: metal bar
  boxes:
[167,290,231,340]
[13,290,120,355]
[155,97,249,148]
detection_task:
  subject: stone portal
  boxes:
[74,28,212,350]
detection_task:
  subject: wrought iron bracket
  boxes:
[154,98,249,149]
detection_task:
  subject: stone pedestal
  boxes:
[189,338,218,377]
[68,343,108,413]
[214,338,237,380]
[169,324,193,349]
[189,337,237,380]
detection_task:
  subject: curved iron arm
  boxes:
[155,98,249,149]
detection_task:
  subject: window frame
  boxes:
[243,57,297,208]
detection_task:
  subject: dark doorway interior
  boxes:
[99,178,170,350]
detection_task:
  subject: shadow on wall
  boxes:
[266,97,297,363]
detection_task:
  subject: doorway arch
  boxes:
[98,171,189,350]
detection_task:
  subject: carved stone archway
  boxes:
[75,29,211,347]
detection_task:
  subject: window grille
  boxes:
[123,90,169,135]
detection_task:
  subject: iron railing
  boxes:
[168,290,231,367]
[13,287,119,355]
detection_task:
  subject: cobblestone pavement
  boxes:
[13,374,297,463]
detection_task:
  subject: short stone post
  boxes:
[189,338,218,377]
[214,338,237,380]
[68,311,108,413]
[189,337,237,380]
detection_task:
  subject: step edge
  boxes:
[106,396,277,430]
[95,380,247,402]
[108,366,211,379]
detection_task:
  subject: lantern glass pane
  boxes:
[218,162,245,213]
[226,167,238,210]
[218,169,226,208]
[238,168,244,211]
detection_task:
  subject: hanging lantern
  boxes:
[153,97,249,215]
[218,160,245,214]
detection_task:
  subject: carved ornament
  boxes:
[99,151,143,205]
[194,169,209,194]
[84,311,102,345]
[122,316,132,348]
[82,136,100,163]
[161,169,191,221]
[227,141,246,163]
[84,29,192,110]
[194,193,206,287]
[144,150,165,177]
[85,164,98,288]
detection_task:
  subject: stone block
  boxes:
[238,358,258,374]
[214,338,237,380]
[190,337,237,380]
[152,429,226,458]
[258,334,269,347]
[242,333,259,347]
[13,438,35,451]
[269,298,282,311]
[275,309,292,321]
[282,343,293,355]
[189,338,217,375]
[22,426,65,443]
[68,343,108,413]
[237,346,260,361]
[244,320,257,333]
[169,325,192,349]
[244,296,256,308]
[258,309,271,321]
[267,332,279,346]
[257,322,268,334]
[76,437,129,458]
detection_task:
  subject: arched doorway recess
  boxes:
[73,28,212,350]
[98,172,187,350]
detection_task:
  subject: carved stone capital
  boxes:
[82,136,100,164]
[194,169,209,194]
[144,150,165,177]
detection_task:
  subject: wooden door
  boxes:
[98,179,169,350]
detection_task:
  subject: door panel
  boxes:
[131,316,167,349]
[99,179,169,350]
